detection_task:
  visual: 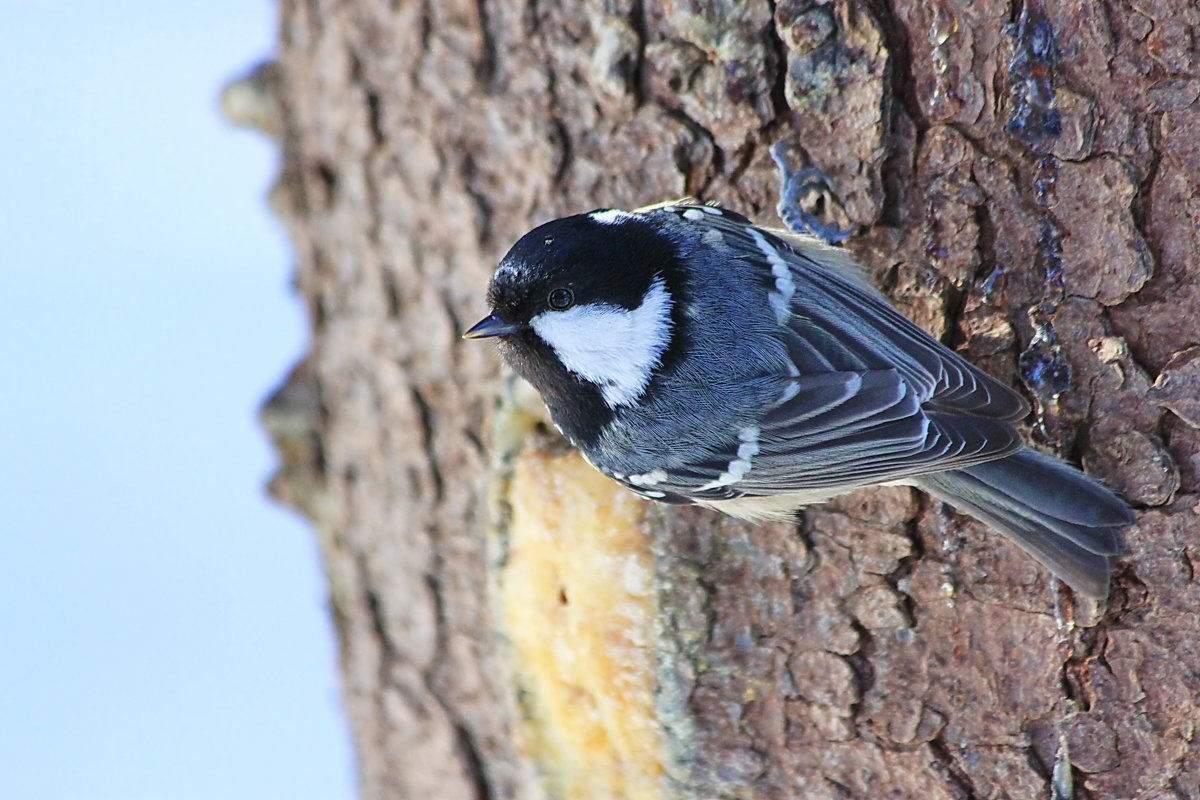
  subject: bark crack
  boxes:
[928,736,985,800]
[411,386,446,503]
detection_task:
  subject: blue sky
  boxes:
[0,3,355,798]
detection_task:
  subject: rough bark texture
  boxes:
[259,0,1200,797]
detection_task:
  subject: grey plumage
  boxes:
[466,202,1135,597]
[915,448,1130,597]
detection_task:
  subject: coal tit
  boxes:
[465,201,1133,597]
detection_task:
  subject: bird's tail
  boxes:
[913,447,1133,597]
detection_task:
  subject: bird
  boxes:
[463,197,1133,597]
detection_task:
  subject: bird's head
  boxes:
[465,211,684,435]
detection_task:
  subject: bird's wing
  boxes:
[620,204,1029,502]
[617,368,1023,502]
[651,203,1030,421]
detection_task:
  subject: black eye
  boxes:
[547,287,574,310]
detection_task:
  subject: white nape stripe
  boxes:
[591,209,638,225]
[531,277,673,408]
[696,426,761,491]
[748,228,795,324]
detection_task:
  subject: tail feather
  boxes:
[914,447,1133,597]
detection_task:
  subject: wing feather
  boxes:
[619,370,1022,501]
[616,205,1030,504]
[679,207,1029,420]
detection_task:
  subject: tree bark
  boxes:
[260,0,1200,797]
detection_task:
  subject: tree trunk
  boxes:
[259,0,1200,797]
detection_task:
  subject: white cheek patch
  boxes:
[531,277,673,408]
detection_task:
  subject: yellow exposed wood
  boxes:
[503,449,664,800]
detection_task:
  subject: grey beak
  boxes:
[463,314,522,339]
